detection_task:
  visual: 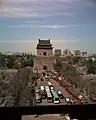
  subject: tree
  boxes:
[22,58,34,67]
[72,57,80,65]
[87,65,96,74]
[8,67,35,106]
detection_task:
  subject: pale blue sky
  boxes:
[0,0,96,54]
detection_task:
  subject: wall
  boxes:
[33,56,56,71]
[37,49,53,56]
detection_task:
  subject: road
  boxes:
[37,77,71,105]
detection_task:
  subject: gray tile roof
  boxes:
[38,39,51,45]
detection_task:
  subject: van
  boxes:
[36,93,42,103]
[40,86,44,91]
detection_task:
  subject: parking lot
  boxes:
[36,76,72,105]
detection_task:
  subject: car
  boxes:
[50,86,54,90]
[65,98,70,102]
[45,75,48,79]
[41,91,47,99]
[45,86,50,92]
[45,76,49,81]
[35,93,42,103]
[40,86,44,91]
[57,91,64,99]
[70,99,74,104]
[35,88,40,93]
[50,87,55,92]
[78,95,83,100]
[48,82,53,87]
[41,77,44,81]
[52,76,56,79]
[65,98,73,104]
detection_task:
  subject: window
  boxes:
[43,52,47,56]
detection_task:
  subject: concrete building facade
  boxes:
[73,49,81,56]
[54,49,61,56]
[63,49,72,56]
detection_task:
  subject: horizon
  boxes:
[0,39,95,55]
[0,0,96,53]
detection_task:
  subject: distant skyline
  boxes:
[0,0,96,53]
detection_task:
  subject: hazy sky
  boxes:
[0,0,96,54]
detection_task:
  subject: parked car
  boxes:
[41,91,47,99]
[57,90,64,99]
[41,77,44,81]
[35,93,42,103]
[40,86,45,91]
[35,88,40,94]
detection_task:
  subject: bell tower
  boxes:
[36,39,53,56]
[34,39,56,72]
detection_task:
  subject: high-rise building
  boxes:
[73,49,81,56]
[63,49,72,56]
[82,52,87,57]
[54,49,61,56]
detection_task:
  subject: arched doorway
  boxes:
[43,65,47,70]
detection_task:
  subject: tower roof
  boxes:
[38,39,50,45]
[36,39,53,49]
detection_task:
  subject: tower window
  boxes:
[43,52,47,56]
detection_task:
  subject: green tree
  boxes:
[87,65,96,74]
[72,57,80,65]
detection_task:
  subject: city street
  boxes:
[36,77,72,105]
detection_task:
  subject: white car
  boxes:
[57,90,62,94]
[48,82,52,86]
[50,87,54,90]
[65,98,70,102]
[50,87,54,92]
[57,91,64,99]
[52,76,56,79]
[35,89,40,93]
[40,86,44,91]
[45,76,49,80]
[54,100,60,104]
[78,95,83,99]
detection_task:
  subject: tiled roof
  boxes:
[36,39,53,49]
[38,39,51,45]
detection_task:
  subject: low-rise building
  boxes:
[54,49,61,56]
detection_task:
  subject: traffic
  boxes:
[35,81,74,105]
[35,71,89,105]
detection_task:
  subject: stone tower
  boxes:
[34,39,56,72]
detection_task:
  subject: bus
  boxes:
[51,91,60,104]
[66,87,83,104]
[45,86,50,92]
[66,87,77,97]
[46,91,53,103]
